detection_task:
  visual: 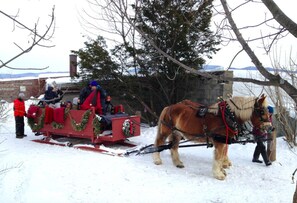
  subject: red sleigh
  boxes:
[27,104,141,155]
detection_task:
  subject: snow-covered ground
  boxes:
[0,101,296,203]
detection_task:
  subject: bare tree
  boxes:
[80,0,297,142]
[81,1,297,99]
[0,6,56,70]
[219,0,297,103]
[216,0,297,145]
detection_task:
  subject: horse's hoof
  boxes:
[153,159,162,165]
[215,174,226,180]
[153,154,162,165]
[176,164,184,168]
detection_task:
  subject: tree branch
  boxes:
[0,6,55,70]
[261,0,297,38]
[220,0,297,103]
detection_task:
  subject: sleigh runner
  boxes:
[27,104,141,154]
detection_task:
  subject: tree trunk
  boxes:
[293,182,297,203]
[261,0,297,38]
[267,130,276,161]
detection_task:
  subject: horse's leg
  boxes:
[222,145,232,169]
[152,122,169,165]
[212,142,227,180]
[169,131,184,168]
[153,133,168,165]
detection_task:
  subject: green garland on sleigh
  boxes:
[28,107,101,134]
[27,109,45,131]
[70,109,92,131]
[93,115,101,136]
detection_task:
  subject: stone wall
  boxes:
[188,71,233,105]
[0,79,46,102]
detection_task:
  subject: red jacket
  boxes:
[13,99,26,117]
[80,90,102,114]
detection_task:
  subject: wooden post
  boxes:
[267,130,276,162]
[293,182,297,203]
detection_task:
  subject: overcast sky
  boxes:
[0,0,296,74]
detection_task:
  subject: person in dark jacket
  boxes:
[44,86,63,105]
[13,93,27,139]
[78,82,92,107]
[252,106,274,166]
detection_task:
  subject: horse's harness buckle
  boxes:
[197,106,208,117]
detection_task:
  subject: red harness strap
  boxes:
[219,101,238,146]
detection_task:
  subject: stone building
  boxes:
[0,55,78,102]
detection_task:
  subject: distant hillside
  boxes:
[202,65,288,72]
[229,66,297,73]
[0,71,69,79]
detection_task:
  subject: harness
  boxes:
[218,100,238,145]
[126,97,272,156]
[161,100,238,145]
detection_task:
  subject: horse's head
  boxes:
[250,95,271,129]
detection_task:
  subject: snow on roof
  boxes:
[46,76,81,85]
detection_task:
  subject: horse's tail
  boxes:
[156,106,170,139]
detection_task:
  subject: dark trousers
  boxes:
[15,116,24,137]
[253,139,270,165]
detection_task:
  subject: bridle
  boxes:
[252,102,271,131]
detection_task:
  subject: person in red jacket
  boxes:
[13,93,27,139]
[80,81,106,115]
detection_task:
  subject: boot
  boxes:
[16,134,23,139]
[260,145,272,166]
[252,145,263,163]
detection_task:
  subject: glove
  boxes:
[57,89,63,95]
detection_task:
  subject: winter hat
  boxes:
[267,106,274,114]
[90,80,98,87]
[18,92,25,99]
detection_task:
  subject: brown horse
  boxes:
[152,95,270,180]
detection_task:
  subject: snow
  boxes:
[0,101,296,203]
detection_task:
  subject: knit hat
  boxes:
[18,92,25,99]
[267,106,274,114]
[90,80,98,87]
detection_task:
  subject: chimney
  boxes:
[69,54,77,77]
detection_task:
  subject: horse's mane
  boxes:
[208,96,268,122]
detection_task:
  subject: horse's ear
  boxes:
[257,96,266,105]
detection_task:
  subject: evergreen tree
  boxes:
[72,36,118,82]
[134,0,220,104]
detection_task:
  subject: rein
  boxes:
[125,136,273,156]
[160,120,211,139]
